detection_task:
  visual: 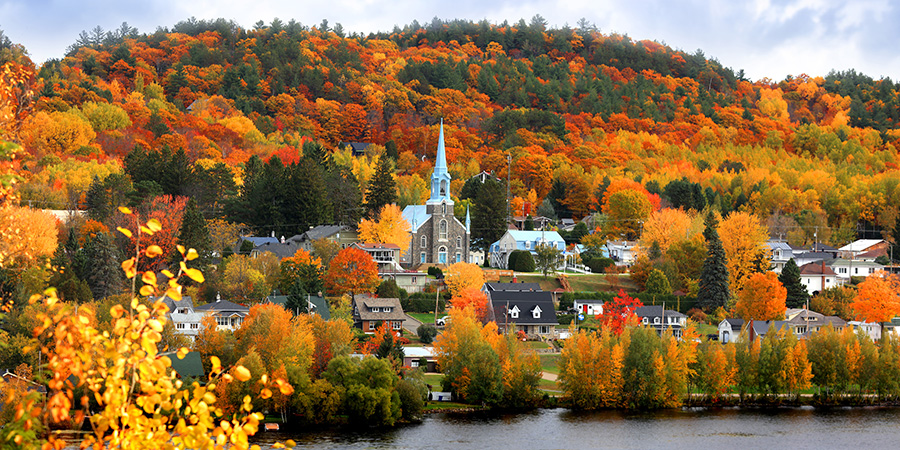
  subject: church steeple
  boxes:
[465,203,471,234]
[427,119,453,206]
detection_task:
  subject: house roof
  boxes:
[839,239,885,252]
[749,320,790,336]
[795,251,834,262]
[355,242,401,250]
[156,296,194,314]
[254,241,302,259]
[342,141,371,156]
[354,297,406,321]
[299,225,351,242]
[489,291,559,325]
[574,299,605,304]
[766,241,792,251]
[722,318,744,331]
[829,259,884,268]
[505,230,565,243]
[857,247,888,259]
[194,299,249,313]
[799,262,837,276]
[265,295,331,320]
[404,347,435,358]
[635,305,686,319]
[484,282,542,292]
[240,236,279,247]
[809,243,838,252]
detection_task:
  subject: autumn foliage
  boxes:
[850,274,900,323]
[734,271,787,321]
[325,247,380,296]
[597,289,643,335]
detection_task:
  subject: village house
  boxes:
[296,225,359,253]
[849,321,882,341]
[489,230,567,269]
[573,299,605,316]
[829,259,884,283]
[784,308,847,336]
[635,305,687,337]
[159,296,204,342]
[838,239,888,259]
[606,240,638,266]
[482,282,542,297]
[384,271,430,294]
[193,295,250,332]
[488,290,559,338]
[351,296,406,334]
[798,261,839,295]
[765,241,802,273]
[353,242,403,273]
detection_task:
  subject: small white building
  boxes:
[829,259,884,283]
[573,299,604,316]
[606,241,638,266]
[489,230,568,269]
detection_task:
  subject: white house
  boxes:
[765,241,797,273]
[798,261,839,295]
[829,259,884,283]
[849,321,882,341]
[489,230,567,269]
[159,296,205,342]
[635,305,687,337]
[837,239,887,259]
[718,318,744,343]
[606,240,638,266]
[573,299,605,316]
[193,296,250,332]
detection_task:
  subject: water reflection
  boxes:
[249,407,900,450]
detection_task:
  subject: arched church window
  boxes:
[421,235,427,248]
[457,236,462,248]
[440,180,447,196]
[439,220,448,240]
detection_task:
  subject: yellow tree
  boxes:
[734,272,787,321]
[850,274,900,323]
[444,262,485,297]
[358,204,411,255]
[638,208,697,255]
[719,211,769,292]
[0,206,57,268]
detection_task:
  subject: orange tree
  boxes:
[597,289,643,335]
[734,272,787,321]
[443,262,485,297]
[850,274,900,323]
[325,247,380,296]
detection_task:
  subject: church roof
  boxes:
[402,205,430,232]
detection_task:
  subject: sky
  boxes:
[1,0,898,82]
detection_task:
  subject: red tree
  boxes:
[597,289,644,335]
[325,247,380,296]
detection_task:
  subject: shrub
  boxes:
[427,266,443,279]
[584,256,615,273]
[417,324,438,344]
[509,250,535,272]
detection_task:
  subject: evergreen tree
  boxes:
[524,215,535,231]
[364,155,397,218]
[287,156,333,231]
[697,211,730,310]
[177,199,212,270]
[83,232,122,300]
[645,268,672,295]
[472,178,507,252]
[779,258,809,309]
[284,279,309,315]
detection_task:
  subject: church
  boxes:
[402,121,470,266]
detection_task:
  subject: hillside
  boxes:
[1,17,899,244]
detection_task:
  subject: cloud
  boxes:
[1,0,898,80]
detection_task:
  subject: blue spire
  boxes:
[427,119,453,205]
[465,203,471,234]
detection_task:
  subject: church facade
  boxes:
[402,121,470,266]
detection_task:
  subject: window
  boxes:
[176,323,185,329]
[654,317,660,325]
[525,241,531,249]
[420,252,426,263]
[368,322,375,331]
[457,236,462,248]
[440,180,447,196]
[509,305,520,319]
[540,326,551,334]
[384,307,392,313]
[411,360,419,368]
[439,220,448,240]
[421,235,427,248]
[439,247,447,264]
[642,317,648,324]
[216,316,229,327]
[178,308,188,314]
[442,203,447,215]
[855,268,859,274]
[456,252,461,263]
[411,276,417,284]
[532,305,542,319]
[371,307,380,312]
[190,323,198,329]
[392,321,402,330]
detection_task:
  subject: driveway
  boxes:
[403,314,422,335]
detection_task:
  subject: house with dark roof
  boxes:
[341,142,372,157]
[718,318,743,343]
[296,225,359,252]
[765,241,797,273]
[156,296,205,342]
[488,290,559,338]
[351,296,406,334]
[194,295,249,332]
[636,305,687,337]
[784,308,847,337]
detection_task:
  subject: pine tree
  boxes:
[83,232,122,300]
[779,258,809,309]
[363,155,397,218]
[472,178,507,252]
[177,199,212,270]
[697,211,730,310]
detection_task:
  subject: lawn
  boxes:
[526,340,552,350]
[566,274,639,293]
[538,378,561,392]
[409,312,440,325]
[540,353,560,375]
[422,372,444,387]
[497,275,561,291]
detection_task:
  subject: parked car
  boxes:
[436,316,450,327]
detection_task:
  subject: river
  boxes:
[250,407,900,449]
